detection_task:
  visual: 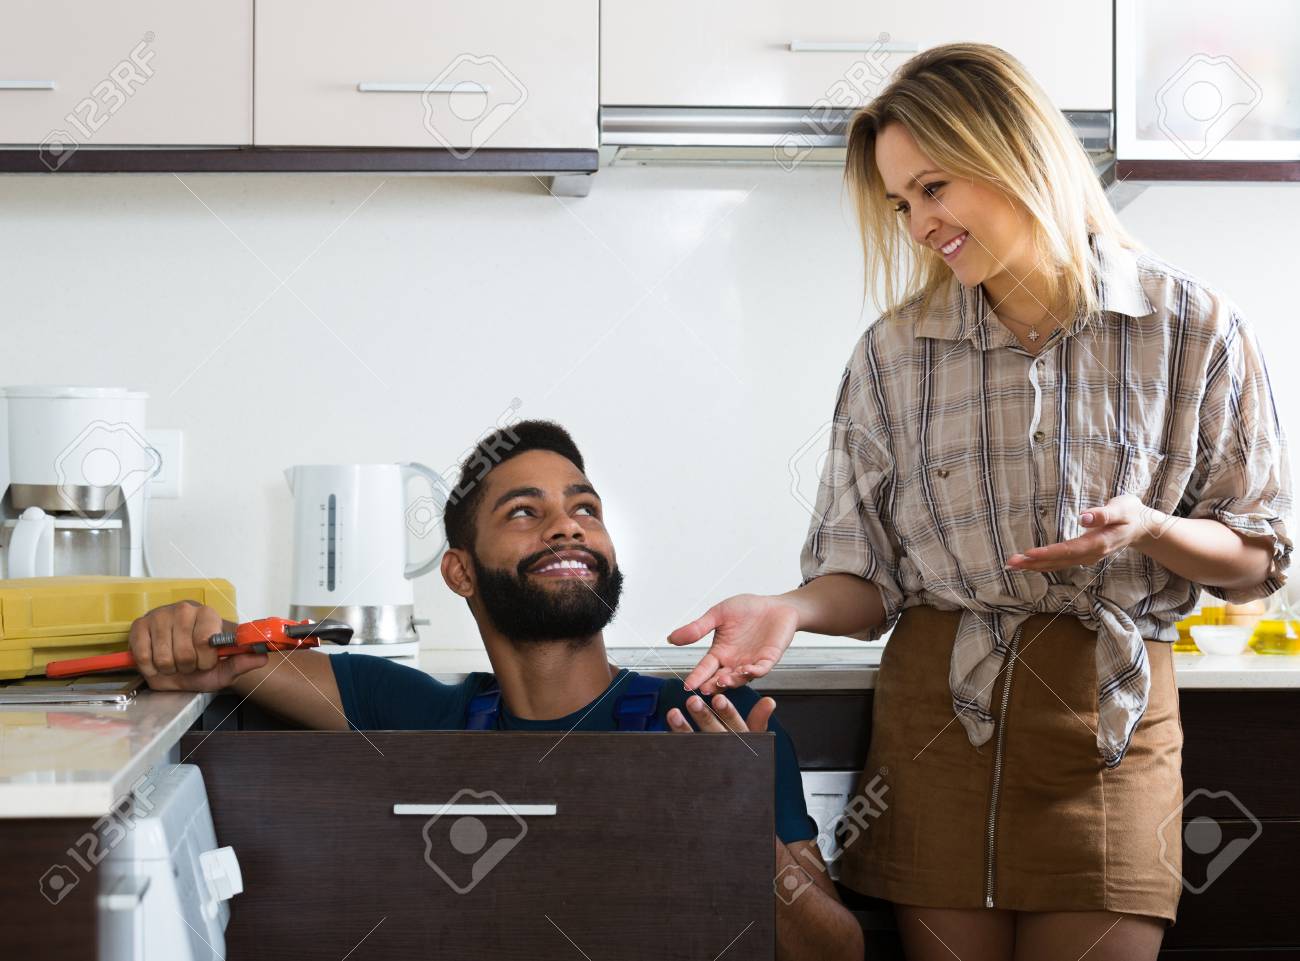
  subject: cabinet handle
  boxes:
[0,80,57,90]
[356,82,489,94]
[393,803,557,816]
[788,40,919,54]
[98,874,150,911]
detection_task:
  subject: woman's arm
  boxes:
[1134,513,1274,592]
[671,575,886,694]
[778,573,887,639]
[1008,494,1281,598]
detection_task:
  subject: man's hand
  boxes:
[665,690,777,734]
[129,601,267,692]
[668,594,800,696]
[1007,493,1158,573]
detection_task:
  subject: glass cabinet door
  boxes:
[1117,0,1300,161]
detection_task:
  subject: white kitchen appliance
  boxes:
[0,387,158,578]
[98,764,242,961]
[285,463,448,645]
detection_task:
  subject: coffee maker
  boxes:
[0,387,157,578]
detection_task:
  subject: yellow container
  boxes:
[1172,612,1202,654]
[1250,618,1300,655]
[0,576,237,679]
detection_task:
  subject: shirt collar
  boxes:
[914,231,1154,349]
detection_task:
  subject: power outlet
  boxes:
[146,429,183,499]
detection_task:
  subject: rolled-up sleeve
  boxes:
[799,358,905,641]
[1187,307,1294,602]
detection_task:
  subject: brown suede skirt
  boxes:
[839,606,1184,923]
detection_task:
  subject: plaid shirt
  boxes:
[801,231,1293,766]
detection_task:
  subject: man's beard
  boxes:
[471,547,624,646]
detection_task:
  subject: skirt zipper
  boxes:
[984,624,1023,909]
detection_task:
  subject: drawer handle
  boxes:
[356,82,489,94]
[393,803,556,816]
[788,40,919,54]
[0,80,57,90]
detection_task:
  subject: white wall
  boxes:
[0,169,1296,649]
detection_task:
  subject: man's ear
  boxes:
[441,549,475,598]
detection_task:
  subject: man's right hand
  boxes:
[129,601,268,692]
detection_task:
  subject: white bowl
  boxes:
[1190,624,1252,656]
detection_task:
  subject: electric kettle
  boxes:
[284,463,448,644]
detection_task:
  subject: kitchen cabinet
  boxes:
[182,731,775,960]
[0,0,251,149]
[1114,0,1300,182]
[601,0,1112,112]
[6,669,1299,958]
[0,818,99,960]
[773,688,1300,958]
[254,0,598,149]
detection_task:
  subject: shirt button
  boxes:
[1033,430,1046,443]
[1037,505,1047,516]
[936,467,949,478]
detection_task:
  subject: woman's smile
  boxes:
[939,230,969,262]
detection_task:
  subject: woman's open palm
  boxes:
[668,594,800,695]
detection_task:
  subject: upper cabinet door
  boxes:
[0,1,251,146]
[1117,0,1300,161]
[602,0,1112,113]
[255,0,599,149]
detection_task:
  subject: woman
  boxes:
[670,44,1292,961]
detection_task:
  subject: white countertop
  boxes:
[3,646,1297,820]
[418,644,1300,691]
[0,691,210,818]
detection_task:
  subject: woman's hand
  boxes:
[1006,493,1157,573]
[668,594,800,695]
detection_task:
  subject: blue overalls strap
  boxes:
[465,685,502,730]
[613,673,667,731]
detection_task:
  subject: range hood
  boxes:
[602,106,1116,180]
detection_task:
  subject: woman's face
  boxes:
[875,122,1035,288]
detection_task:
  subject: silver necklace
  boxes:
[1000,312,1051,343]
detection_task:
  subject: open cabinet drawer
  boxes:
[182,730,775,960]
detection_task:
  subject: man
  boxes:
[132,420,863,960]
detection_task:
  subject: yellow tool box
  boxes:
[0,577,237,679]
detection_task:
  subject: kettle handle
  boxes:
[9,506,54,578]
[401,462,449,579]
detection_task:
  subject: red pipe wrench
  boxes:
[44,616,353,678]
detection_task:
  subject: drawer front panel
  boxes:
[183,731,774,960]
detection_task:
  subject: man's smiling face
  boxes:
[448,449,623,645]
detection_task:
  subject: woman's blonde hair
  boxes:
[845,42,1141,326]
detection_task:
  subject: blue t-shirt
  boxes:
[329,653,818,844]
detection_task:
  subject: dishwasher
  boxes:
[97,764,242,961]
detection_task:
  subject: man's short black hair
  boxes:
[443,419,586,552]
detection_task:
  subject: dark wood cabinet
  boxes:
[769,687,1300,958]
[12,686,1291,960]
[0,818,99,960]
[182,731,776,961]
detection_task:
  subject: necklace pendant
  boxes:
[1027,327,1040,342]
